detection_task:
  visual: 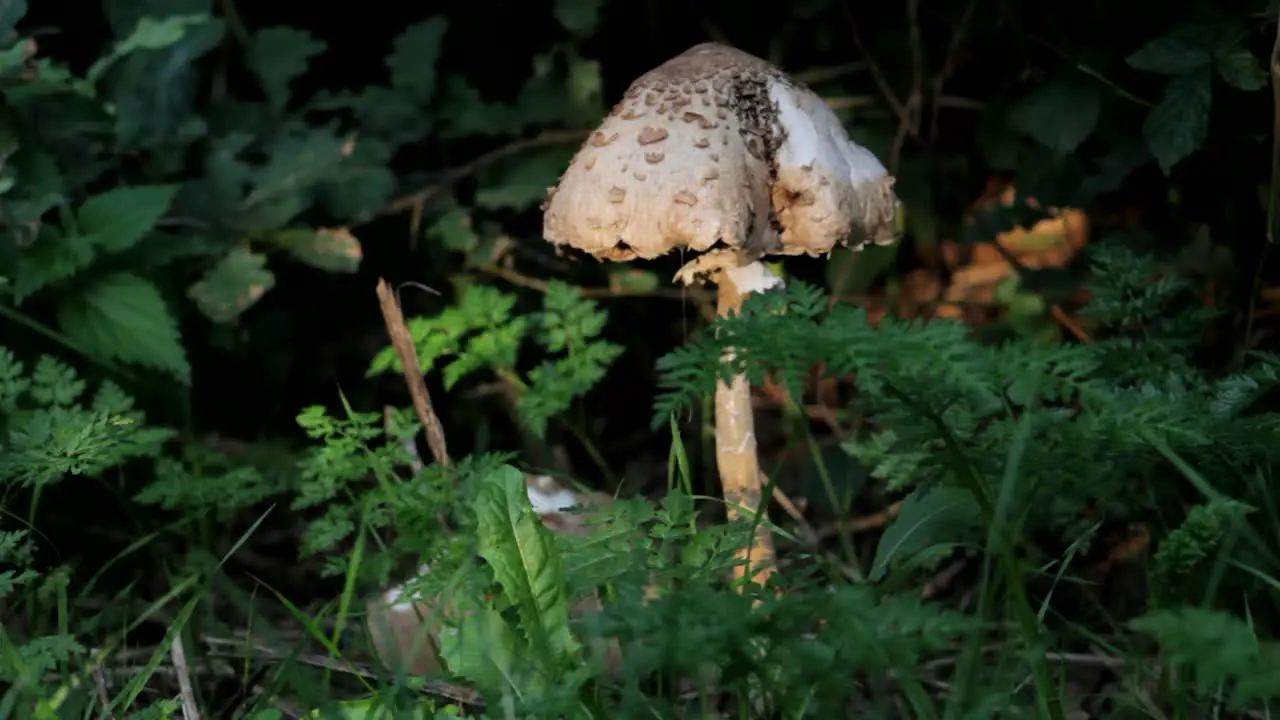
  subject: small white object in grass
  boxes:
[525,474,583,514]
[725,262,784,295]
[382,477,582,610]
[384,563,432,608]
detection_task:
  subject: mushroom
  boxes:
[542,42,899,587]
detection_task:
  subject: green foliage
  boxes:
[368,281,622,438]
[3,0,1279,716]
[0,530,84,683]
[0,347,172,487]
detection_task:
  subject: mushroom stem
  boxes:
[711,261,782,589]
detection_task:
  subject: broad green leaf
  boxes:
[1215,48,1268,91]
[10,230,96,304]
[247,27,327,110]
[437,606,537,697]
[428,208,478,253]
[102,0,211,38]
[474,465,579,668]
[186,247,275,323]
[1008,72,1101,154]
[237,129,347,230]
[0,0,27,42]
[387,17,448,103]
[553,0,605,35]
[88,13,213,84]
[1127,34,1213,74]
[870,485,981,581]
[474,145,578,210]
[76,184,179,253]
[439,77,521,138]
[1143,67,1212,174]
[56,272,189,383]
[269,227,362,273]
[102,16,224,150]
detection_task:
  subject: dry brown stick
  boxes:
[170,634,201,720]
[375,279,452,468]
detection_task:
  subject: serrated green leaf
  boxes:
[1215,48,1268,91]
[553,0,604,35]
[187,247,275,323]
[1008,72,1101,154]
[474,465,579,669]
[237,130,346,230]
[247,27,327,111]
[1127,34,1213,75]
[870,485,981,581]
[439,77,521,138]
[474,145,578,210]
[76,184,179,253]
[56,272,189,383]
[428,208,478,253]
[437,606,536,697]
[387,17,447,103]
[9,228,95,304]
[1143,67,1212,174]
[103,15,224,150]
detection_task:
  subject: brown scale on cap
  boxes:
[542,42,898,264]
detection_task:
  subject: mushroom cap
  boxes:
[542,42,899,263]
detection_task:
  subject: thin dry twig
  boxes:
[360,130,588,229]
[169,634,201,720]
[929,0,979,143]
[92,663,114,720]
[892,0,925,166]
[814,500,905,540]
[375,279,452,468]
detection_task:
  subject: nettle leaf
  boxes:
[56,272,189,383]
[247,26,327,111]
[187,247,275,323]
[1215,48,1268,92]
[553,0,605,35]
[474,465,579,669]
[1008,72,1102,154]
[1127,33,1213,75]
[1143,67,1212,174]
[474,144,578,210]
[387,16,448,103]
[76,184,179,253]
[10,229,96,303]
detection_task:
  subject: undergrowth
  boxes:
[5,244,1280,719]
